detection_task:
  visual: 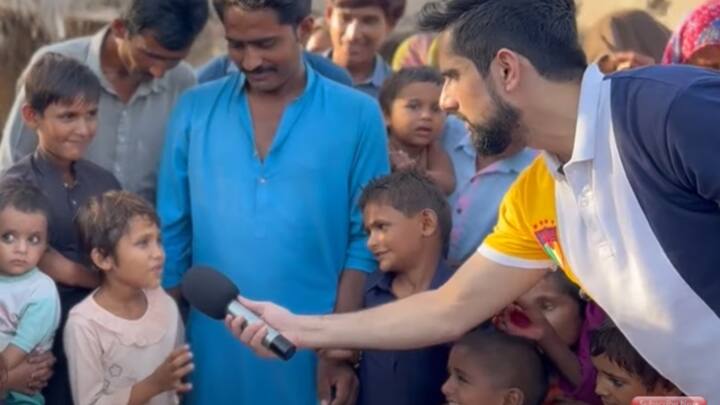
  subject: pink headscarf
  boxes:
[662,0,720,64]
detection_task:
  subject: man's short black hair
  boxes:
[378,66,443,115]
[359,170,452,251]
[123,0,209,51]
[329,0,407,26]
[590,321,678,392]
[0,179,51,222]
[457,328,549,405]
[418,0,587,81]
[212,0,311,25]
[24,52,101,114]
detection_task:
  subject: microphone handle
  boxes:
[227,300,297,360]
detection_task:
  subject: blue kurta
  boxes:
[157,65,389,404]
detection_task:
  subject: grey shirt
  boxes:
[0,28,196,202]
[323,51,392,98]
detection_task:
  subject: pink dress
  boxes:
[64,288,184,405]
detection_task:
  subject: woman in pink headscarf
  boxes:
[663,0,720,69]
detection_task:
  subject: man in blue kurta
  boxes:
[156,0,389,404]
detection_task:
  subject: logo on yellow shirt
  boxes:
[532,219,564,271]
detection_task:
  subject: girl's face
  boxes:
[386,81,446,148]
[96,215,165,290]
[516,275,583,346]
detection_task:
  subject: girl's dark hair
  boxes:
[543,271,587,315]
[24,52,101,114]
[378,67,443,115]
[76,191,159,267]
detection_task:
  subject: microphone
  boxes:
[181,266,297,360]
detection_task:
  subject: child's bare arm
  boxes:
[1,345,28,370]
[38,248,99,289]
[537,329,583,387]
[4,352,55,395]
[425,141,456,195]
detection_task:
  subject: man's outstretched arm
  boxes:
[229,253,549,354]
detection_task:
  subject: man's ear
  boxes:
[502,387,525,405]
[20,104,41,130]
[494,48,522,94]
[110,19,128,39]
[90,247,114,273]
[420,208,440,238]
[297,15,315,44]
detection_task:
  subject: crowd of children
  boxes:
[3,0,720,403]
[4,52,122,404]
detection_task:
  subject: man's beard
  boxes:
[465,83,523,156]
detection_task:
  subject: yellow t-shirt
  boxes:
[479,156,580,285]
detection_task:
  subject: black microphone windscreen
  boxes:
[181,266,239,319]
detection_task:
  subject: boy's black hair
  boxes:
[329,0,406,26]
[418,0,587,81]
[359,170,452,251]
[24,52,101,114]
[122,0,209,51]
[76,191,160,266]
[590,320,678,392]
[0,179,51,222]
[378,67,443,115]
[457,328,549,405]
[212,0,311,25]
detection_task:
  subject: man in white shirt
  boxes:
[229,0,720,401]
